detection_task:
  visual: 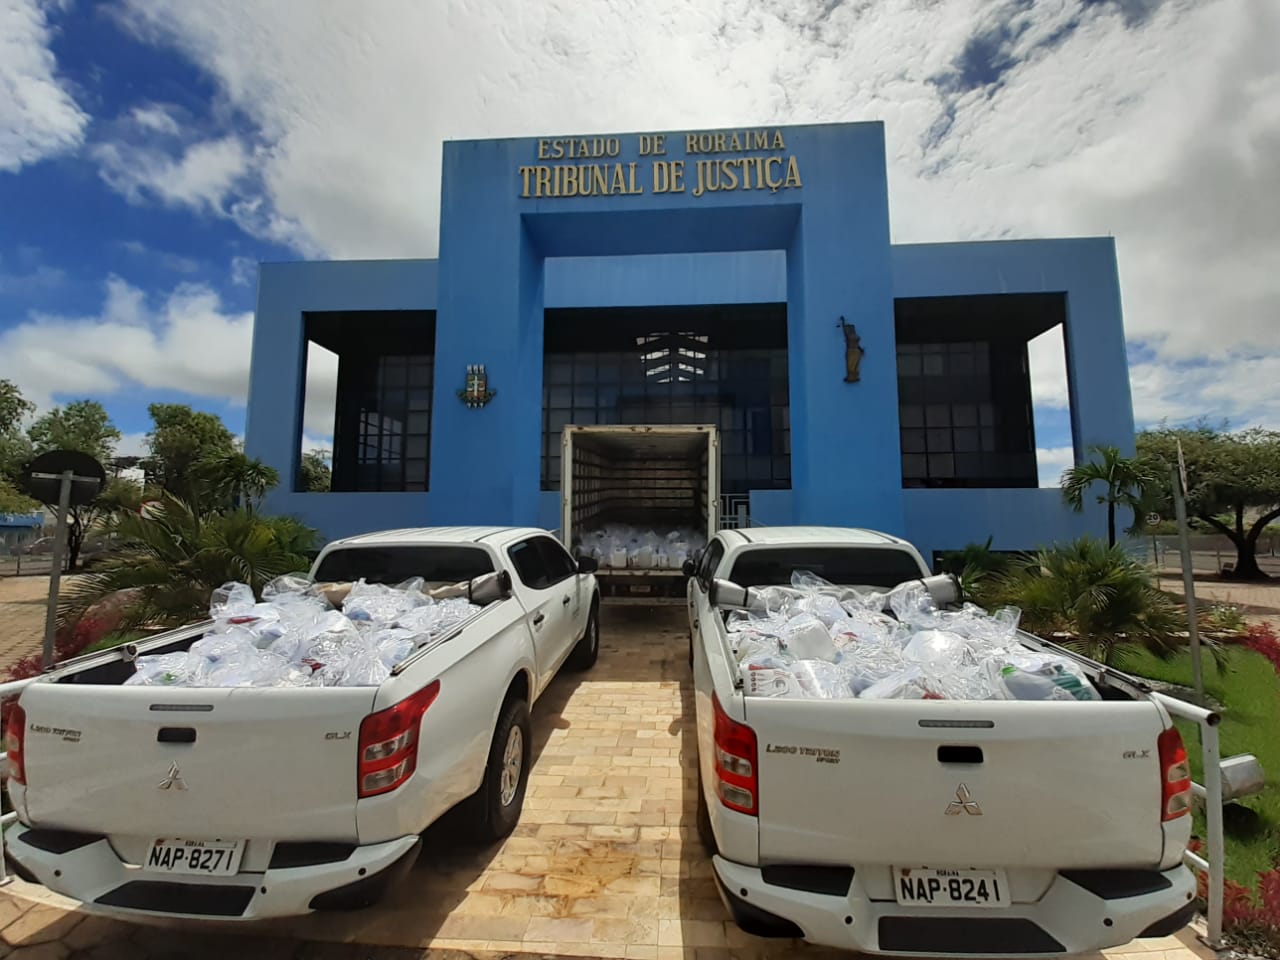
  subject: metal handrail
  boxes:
[1151,691,1225,948]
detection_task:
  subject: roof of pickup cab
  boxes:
[718,526,908,546]
[324,526,548,550]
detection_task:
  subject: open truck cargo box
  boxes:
[562,425,719,599]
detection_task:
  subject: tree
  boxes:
[299,450,332,492]
[1139,426,1280,581]
[145,403,236,501]
[58,494,319,634]
[194,451,279,512]
[0,380,33,432]
[0,379,34,484]
[23,400,125,569]
[0,480,40,514]
[27,400,121,462]
[1060,445,1159,548]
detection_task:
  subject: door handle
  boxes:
[533,613,545,626]
[562,596,571,605]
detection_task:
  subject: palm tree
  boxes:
[983,537,1221,670]
[194,452,280,513]
[57,493,317,634]
[1061,445,1158,547]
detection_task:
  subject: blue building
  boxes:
[244,121,1134,566]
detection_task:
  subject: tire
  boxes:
[566,601,600,671]
[476,697,531,842]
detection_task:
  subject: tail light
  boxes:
[358,681,440,798]
[712,693,758,816]
[1158,726,1192,821]
[5,703,26,785]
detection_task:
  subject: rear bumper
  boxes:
[713,857,1197,956]
[5,827,421,921]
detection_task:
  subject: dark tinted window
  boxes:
[536,537,578,585]
[509,539,551,590]
[728,547,924,589]
[697,539,726,587]
[314,546,493,585]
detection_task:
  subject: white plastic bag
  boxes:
[903,630,972,671]
[126,652,211,687]
[779,614,838,662]
[791,660,853,699]
[986,652,1100,702]
[210,582,256,621]
[859,665,947,700]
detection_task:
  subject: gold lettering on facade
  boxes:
[590,165,608,195]
[784,155,802,189]
[519,130,800,199]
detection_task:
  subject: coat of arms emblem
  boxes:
[458,364,496,408]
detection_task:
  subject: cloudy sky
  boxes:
[1,0,1277,485]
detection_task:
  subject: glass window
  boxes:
[314,546,492,585]
[728,547,924,589]
[508,539,551,590]
[542,313,789,496]
[697,539,725,586]
[536,537,578,585]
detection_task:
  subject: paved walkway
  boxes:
[0,576,49,672]
[1156,575,1280,618]
[0,605,1220,959]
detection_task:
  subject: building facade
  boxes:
[244,121,1136,566]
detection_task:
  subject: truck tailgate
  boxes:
[747,697,1169,870]
[16,683,376,841]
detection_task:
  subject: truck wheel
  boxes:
[566,601,600,671]
[477,697,531,842]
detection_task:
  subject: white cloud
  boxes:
[0,0,88,173]
[120,239,200,274]
[93,135,250,215]
[1037,446,1074,488]
[230,255,257,287]
[0,276,341,458]
[129,103,181,137]
[0,276,253,412]
[104,0,1280,429]
[114,431,150,458]
[0,252,65,296]
[1028,326,1069,410]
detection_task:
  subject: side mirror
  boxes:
[708,578,755,610]
[577,557,599,574]
[681,559,696,578]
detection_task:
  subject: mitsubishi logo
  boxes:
[945,783,982,816]
[158,761,187,791]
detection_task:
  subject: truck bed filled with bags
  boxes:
[725,571,1101,702]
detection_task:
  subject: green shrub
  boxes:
[979,536,1209,669]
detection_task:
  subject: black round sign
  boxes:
[22,450,106,506]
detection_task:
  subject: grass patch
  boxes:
[1125,646,1280,886]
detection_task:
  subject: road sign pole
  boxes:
[1171,465,1205,705]
[42,470,73,672]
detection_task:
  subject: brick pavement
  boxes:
[0,576,49,672]
[0,604,1220,959]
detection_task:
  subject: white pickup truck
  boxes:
[4,526,600,920]
[686,526,1198,957]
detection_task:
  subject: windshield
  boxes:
[728,546,925,590]
[313,545,495,585]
